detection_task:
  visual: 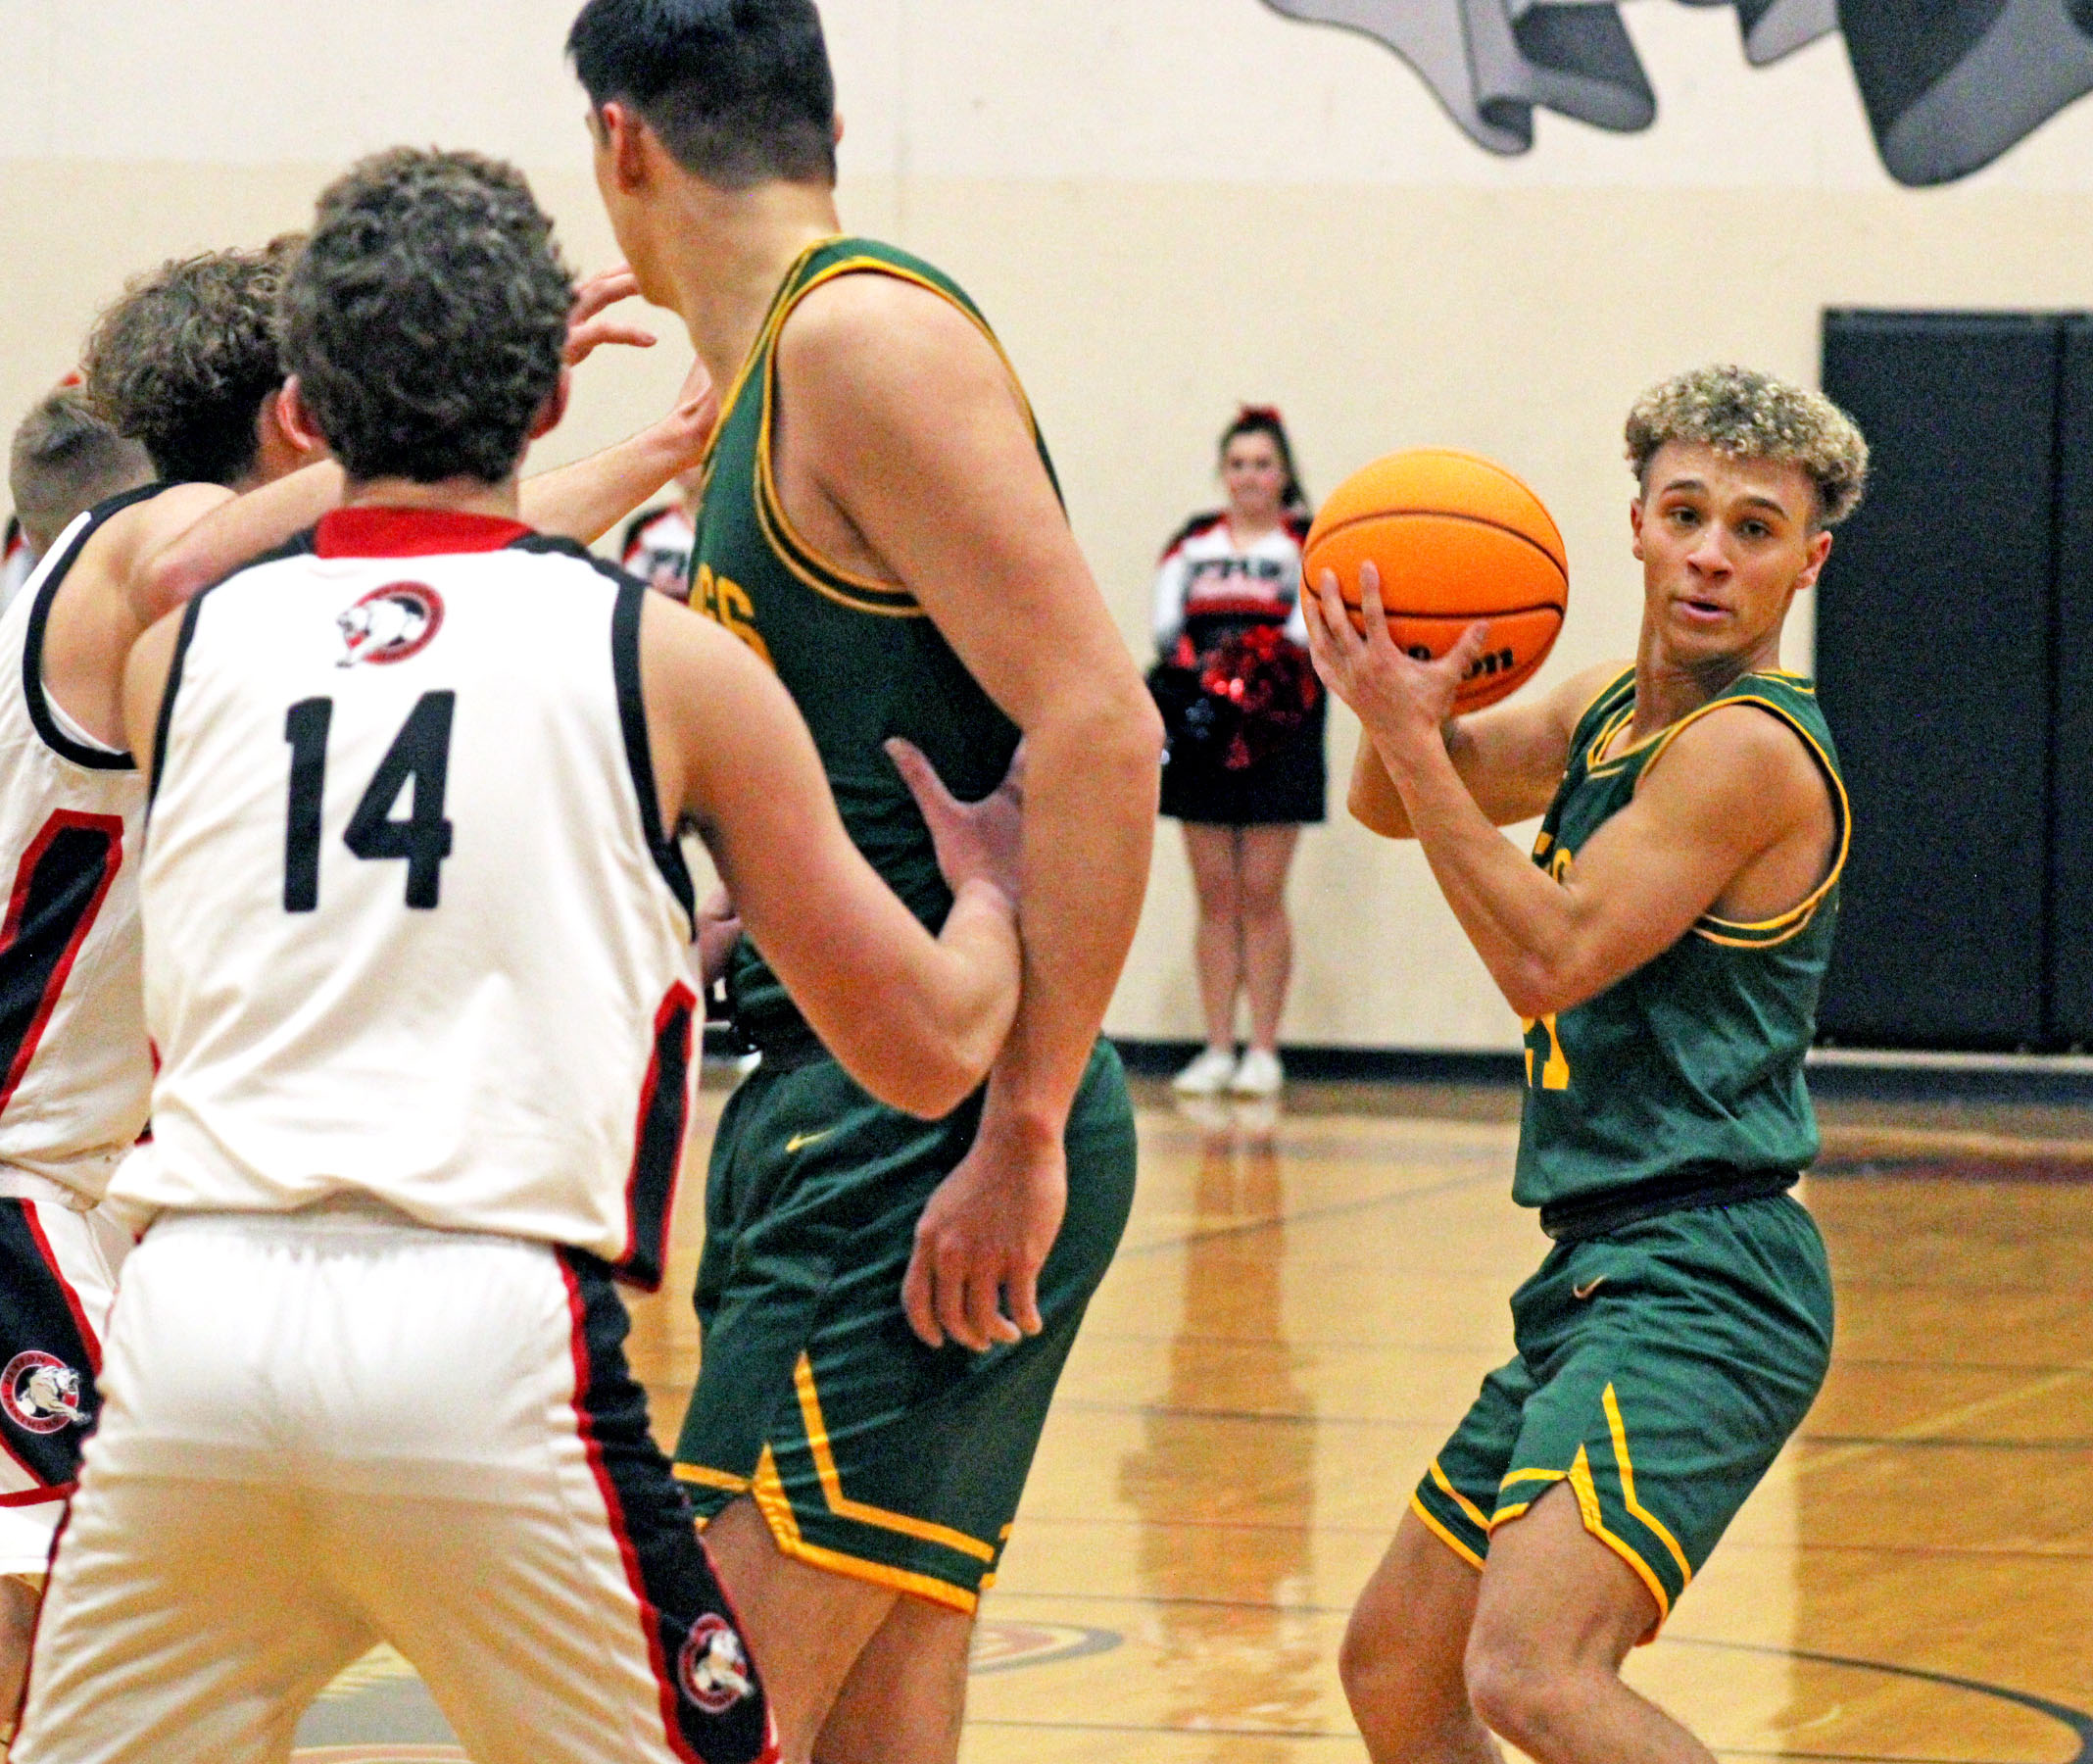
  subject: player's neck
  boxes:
[656,180,842,396]
[339,475,521,523]
[1630,628,1783,740]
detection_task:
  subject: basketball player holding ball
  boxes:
[1303,366,1868,1764]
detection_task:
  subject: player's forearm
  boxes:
[1378,730,1582,1018]
[132,462,343,625]
[981,697,1161,1136]
[521,424,693,547]
[920,879,1024,1099]
[804,879,1019,1119]
[1353,718,1510,841]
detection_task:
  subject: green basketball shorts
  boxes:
[1411,1192,1833,1632]
[673,1039,1136,1613]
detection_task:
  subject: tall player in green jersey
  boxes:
[1305,366,1869,1764]
[567,4,1161,1761]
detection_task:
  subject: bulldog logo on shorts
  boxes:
[677,1614,755,1714]
[338,583,444,666]
[0,1352,84,1435]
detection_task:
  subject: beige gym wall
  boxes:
[5,1,2091,1050]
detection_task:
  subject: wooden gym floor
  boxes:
[293,1073,2093,1763]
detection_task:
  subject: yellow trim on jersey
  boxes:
[1567,1443,1672,1623]
[1585,704,1638,772]
[1497,1467,1570,1491]
[1409,1492,1485,1571]
[750,1445,979,1613]
[1489,1500,1533,1526]
[1602,1385,1693,1586]
[747,255,1046,619]
[792,1353,998,1563]
[752,482,924,618]
[1653,695,1850,946]
[1575,674,1849,947]
[672,1463,752,1495]
[1427,1457,1494,1534]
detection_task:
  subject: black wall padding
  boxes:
[2051,319,2093,1044]
[1818,312,2058,1047]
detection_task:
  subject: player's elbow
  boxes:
[1094,687,1165,785]
[1347,783,1408,841]
[1105,694,1167,817]
[862,1029,995,1121]
[835,976,1015,1121]
[1042,678,1163,791]
[1499,952,1606,1021]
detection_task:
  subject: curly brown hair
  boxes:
[1626,365,1870,528]
[282,148,572,485]
[80,248,288,487]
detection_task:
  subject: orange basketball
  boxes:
[1302,448,1568,713]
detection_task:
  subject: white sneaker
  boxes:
[1171,1046,1239,1095]
[1230,1048,1285,1097]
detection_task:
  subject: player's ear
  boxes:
[528,368,572,443]
[273,378,327,460]
[1628,496,1646,560]
[1793,527,1833,594]
[833,112,846,147]
[600,100,649,191]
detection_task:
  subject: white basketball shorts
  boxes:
[14,1202,775,1764]
[0,1180,126,1578]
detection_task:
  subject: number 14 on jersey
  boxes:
[282,692,457,912]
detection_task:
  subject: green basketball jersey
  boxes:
[689,237,1047,1039]
[1513,666,1849,1209]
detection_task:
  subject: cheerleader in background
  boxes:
[1151,407,1326,1097]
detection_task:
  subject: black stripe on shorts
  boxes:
[559,1249,775,1764]
[0,1200,101,1493]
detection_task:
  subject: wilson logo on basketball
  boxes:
[1402,645,1518,679]
[676,1614,754,1714]
[338,583,445,667]
[0,1351,84,1435]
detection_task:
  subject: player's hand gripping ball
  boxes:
[1300,448,1567,713]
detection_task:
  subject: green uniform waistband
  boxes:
[1537,1165,1798,1243]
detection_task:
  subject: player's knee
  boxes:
[1338,1600,1440,1743]
[1463,1622,1572,1756]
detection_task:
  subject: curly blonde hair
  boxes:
[1625,365,1869,528]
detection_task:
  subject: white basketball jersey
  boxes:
[106,509,701,1285]
[0,487,168,1201]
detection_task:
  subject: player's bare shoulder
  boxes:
[777,270,1021,444]
[1638,694,1839,919]
[1645,695,1832,820]
[782,267,998,372]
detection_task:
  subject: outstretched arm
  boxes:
[782,274,1163,1350]
[641,596,1023,1118]
[1306,564,1833,1017]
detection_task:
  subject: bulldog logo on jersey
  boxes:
[677,1614,755,1714]
[338,583,444,667]
[0,1351,85,1435]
